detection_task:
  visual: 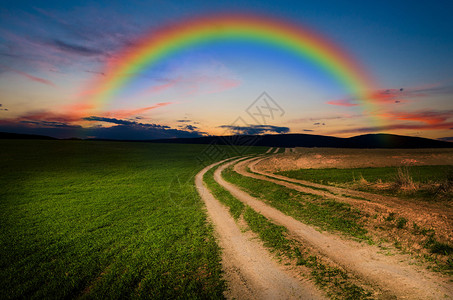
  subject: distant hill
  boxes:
[150,133,453,148]
[1,131,451,148]
[0,132,56,140]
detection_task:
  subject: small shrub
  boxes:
[430,241,453,255]
[385,212,396,222]
[396,217,407,229]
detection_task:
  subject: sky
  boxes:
[1,0,453,141]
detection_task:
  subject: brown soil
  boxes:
[258,148,453,171]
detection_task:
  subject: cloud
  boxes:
[183,124,198,131]
[331,109,453,134]
[19,120,80,128]
[378,110,453,125]
[0,110,81,124]
[327,82,453,108]
[327,89,406,107]
[84,70,105,76]
[289,114,362,123]
[50,39,106,56]
[333,122,453,134]
[0,64,55,86]
[102,102,173,119]
[326,99,359,107]
[0,113,206,140]
[83,116,170,128]
[438,137,453,142]
[302,129,314,132]
[177,119,192,123]
[218,124,290,135]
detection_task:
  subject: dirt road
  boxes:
[214,158,453,299]
[195,159,326,299]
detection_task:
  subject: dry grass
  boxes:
[393,167,419,191]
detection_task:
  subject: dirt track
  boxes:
[195,159,326,299]
[213,157,453,299]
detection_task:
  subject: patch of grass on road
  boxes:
[0,140,264,298]
[204,165,245,219]
[222,167,368,240]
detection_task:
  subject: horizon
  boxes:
[2,130,452,144]
[1,1,453,142]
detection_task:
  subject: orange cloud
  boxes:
[333,122,453,134]
[103,102,173,118]
[326,99,359,107]
[378,110,453,125]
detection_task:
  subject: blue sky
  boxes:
[1,0,452,140]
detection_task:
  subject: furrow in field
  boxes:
[265,147,273,153]
[273,147,280,154]
[195,159,325,300]
[215,158,453,299]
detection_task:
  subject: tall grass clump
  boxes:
[393,167,418,191]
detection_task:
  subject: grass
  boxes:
[203,166,245,219]
[203,164,372,299]
[0,140,265,298]
[222,166,369,240]
[278,165,453,200]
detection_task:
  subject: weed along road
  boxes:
[197,151,453,299]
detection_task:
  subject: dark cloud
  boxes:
[218,124,290,135]
[84,70,105,76]
[0,114,206,140]
[302,129,314,132]
[183,124,198,131]
[438,137,453,142]
[1,116,206,140]
[83,116,170,128]
[51,39,105,56]
[177,119,192,123]
[19,120,80,128]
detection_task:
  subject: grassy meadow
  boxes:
[0,140,264,299]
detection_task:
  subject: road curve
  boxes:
[195,158,326,300]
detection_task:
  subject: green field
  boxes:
[0,140,264,299]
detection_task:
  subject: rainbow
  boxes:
[87,14,376,114]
